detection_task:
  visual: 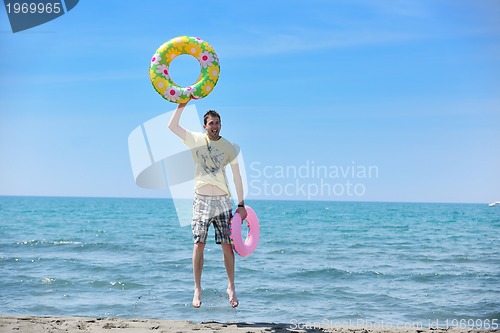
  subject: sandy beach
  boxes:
[1,315,498,333]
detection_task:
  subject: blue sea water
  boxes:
[1,196,499,327]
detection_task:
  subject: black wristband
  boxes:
[238,204,245,208]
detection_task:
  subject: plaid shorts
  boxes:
[191,193,233,244]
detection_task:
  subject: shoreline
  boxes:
[1,315,498,333]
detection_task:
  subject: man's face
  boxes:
[204,115,221,140]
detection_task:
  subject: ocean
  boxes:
[1,196,499,328]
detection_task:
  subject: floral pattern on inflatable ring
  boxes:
[149,36,220,103]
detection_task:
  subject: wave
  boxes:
[286,267,390,280]
[16,240,83,246]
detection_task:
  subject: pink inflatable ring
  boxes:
[229,206,260,257]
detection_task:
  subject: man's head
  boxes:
[203,110,221,141]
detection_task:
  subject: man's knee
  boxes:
[220,242,233,253]
[194,242,206,251]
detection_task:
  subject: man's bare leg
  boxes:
[192,242,205,308]
[221,243,238,307]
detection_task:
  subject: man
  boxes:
[168,100,247,308]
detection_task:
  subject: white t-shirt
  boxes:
[184,131,239,195]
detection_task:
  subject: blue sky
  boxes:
[0,0,499,203]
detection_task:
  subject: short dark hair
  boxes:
[203,110,221,125]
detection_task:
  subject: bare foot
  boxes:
[192,287,202,308]
[227,287,239,308]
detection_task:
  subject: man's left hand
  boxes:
[236,206,247,220]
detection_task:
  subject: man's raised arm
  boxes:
[168,101,189,141]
